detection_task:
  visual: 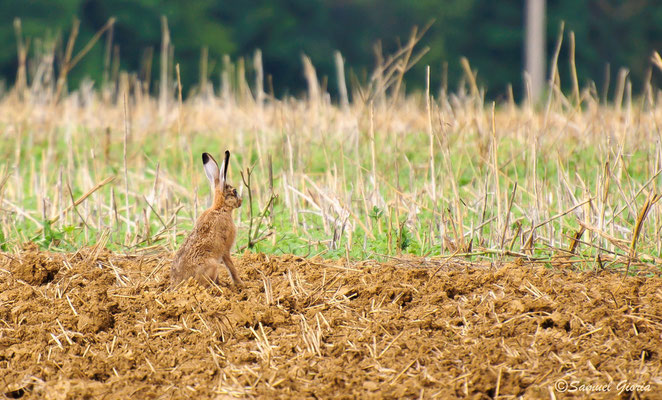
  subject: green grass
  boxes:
[3,116,660,269]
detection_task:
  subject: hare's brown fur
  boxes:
[171,152,243,287]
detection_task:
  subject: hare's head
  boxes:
[222,183,242,209]
[202,150,242,210]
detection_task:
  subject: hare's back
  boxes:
[191,210,232,249]
[172,212,215,264]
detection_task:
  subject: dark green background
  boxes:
[1,0,660,100]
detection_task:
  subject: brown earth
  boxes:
[1,245,661,399]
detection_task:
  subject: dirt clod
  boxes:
[9,251,62,285]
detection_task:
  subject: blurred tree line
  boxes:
[0,0,660,101]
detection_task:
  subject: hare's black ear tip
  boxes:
[202,153,211,164]
[225,150,230,158]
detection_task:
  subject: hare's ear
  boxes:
[222,150,230,188]
[202,152,220,188]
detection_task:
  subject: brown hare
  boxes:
[171,150,244,287]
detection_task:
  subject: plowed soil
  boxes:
[1,245,661,399]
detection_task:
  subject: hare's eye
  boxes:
[233,189,237,196]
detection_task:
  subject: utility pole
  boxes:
[525,0,546,101]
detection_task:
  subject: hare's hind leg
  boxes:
[221,253,244,287]
[195,258,223,286]
[170,257,191,287]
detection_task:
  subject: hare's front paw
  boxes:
[233,278,245,290]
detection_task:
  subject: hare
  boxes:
[171,150,244,287]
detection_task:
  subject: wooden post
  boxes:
[525,0,546,101]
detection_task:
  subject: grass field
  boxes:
[3,56,662,274]
[1,37,662,398]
